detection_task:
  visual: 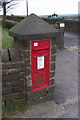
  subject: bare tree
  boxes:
[0,0,20,28]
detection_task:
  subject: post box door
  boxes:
[31,40,50,91]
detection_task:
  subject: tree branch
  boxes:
[0,0,23,13]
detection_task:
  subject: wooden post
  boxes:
[26,0,28,16]
[59,23,65,49]
[2,2,6,28]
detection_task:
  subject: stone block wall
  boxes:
[1,48,25,106]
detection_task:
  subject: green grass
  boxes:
[0,28,13,49]
[2,98,29,118]
[0,27,2,49]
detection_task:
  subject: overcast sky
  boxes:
[78,1,80,14]
[0,0,79,15]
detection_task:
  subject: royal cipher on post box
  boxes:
[9,14,59,104]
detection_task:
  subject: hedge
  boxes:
[1,20,16,29]
[5,20,16,29]
[43,18,64,24]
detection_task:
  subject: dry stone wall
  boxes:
[65,20,78,34]
[1,48,25,106]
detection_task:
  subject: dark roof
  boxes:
[9,13,59,40]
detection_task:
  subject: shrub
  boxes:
[5,20,16,29]
[0,19,2,26]
[1,20,16,29]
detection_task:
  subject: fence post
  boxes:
[59,23,65,49]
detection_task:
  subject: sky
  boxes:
[79,1,80,14]
[0,0,79,16]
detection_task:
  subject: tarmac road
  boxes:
[54,32,78,118]
[54,32,78,104]
[11,32,78,118]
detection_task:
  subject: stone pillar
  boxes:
[14,38,57,105]
[9,14,59,105]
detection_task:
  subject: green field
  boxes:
[0,28,13,49]
[0,28,2,49]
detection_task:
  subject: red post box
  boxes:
[31,40,50,91]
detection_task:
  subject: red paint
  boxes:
[31,40,50,91]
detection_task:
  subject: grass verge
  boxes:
[0,28,13,49]
[2,98,29,118]
[0,27,2,49]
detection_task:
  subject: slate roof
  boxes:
[9,13,59,40]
